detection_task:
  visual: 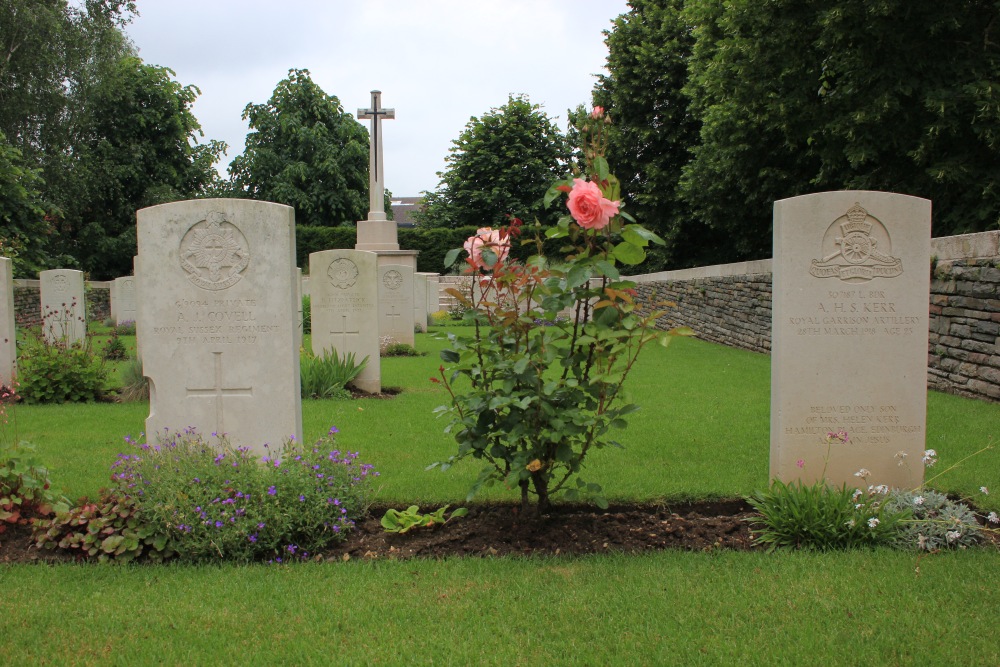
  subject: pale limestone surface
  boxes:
[309,249,381,394]
[296,268,303,350]
[0,258,15,387]
[113,276,137,325]
[136,199,302,453]
[420,273,440,325]
[40,269,86,345]
[413,273,428,333]
[378,264,414,346]
[771,191,931,490]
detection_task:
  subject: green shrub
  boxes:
[746,478,908,551]
[883,489,982,550]
[300,347,368,399]
[379,337,422,357]
[32,488,176,563]
[16,334,108,404]
[1,440,70,534]
[102,332,128,360]
[106,428,377,562]
[302,294,311,335]
[114,320,136,336]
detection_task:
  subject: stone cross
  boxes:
[329,314,360,354]
[185,351,253,434]
[357,90,395,221]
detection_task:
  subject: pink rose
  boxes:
[567,178,620,230]
[464,227,510,268]
[591,106,604,119]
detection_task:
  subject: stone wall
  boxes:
[630,231,1000,404]
[12,280,110,328]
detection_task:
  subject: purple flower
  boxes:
[299,495,306,502]
[248,534,257,543]
[215,521,223,528]
[329,426,339,435]
[267,486,277,496]
[287,544,298,554]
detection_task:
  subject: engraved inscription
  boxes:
[382,270,403,290]
[784,404,922,446]
[52,275,69,293]
[328,259,359,289]
[179,212,250,291]
[150,297,278,345]
[790,289,918,337]
[809,203,902,283]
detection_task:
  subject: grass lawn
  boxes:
[3,329,999,665]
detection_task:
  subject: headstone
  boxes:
[413,273,428,334]
[770,191,931,490]
[309,249,380,394]
[0,257,15,388]
[420,273,440,327]
[378,264,414,346]
[39,269,86,345]
[113,276,137,325]
[136,199,302,453]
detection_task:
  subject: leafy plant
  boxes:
[382,342,422,357]
[300,347,368,399]
[430,310,451,325]
[16,332,108,404]
[448,301,472,321]
[32,488,175,563]
[114,320,136,336]
[381,505,468,533]
[104,427,377,562]
[432,106,674,513]
[746,478,908,551]
[883,489,982,551]
[102,331,128,360]
[0,440,70,536]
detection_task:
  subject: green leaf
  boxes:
[440,349,460,363]
[593,156,610,182]
[443,247,462,268]
[612,242,646,265]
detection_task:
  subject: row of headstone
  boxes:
[110,276,137,325]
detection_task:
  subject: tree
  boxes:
[593,0,722,269]
[228,69,369,227]
[416,95,569,229]
[0,132,60,277]
[678,0,1000,260]
[54,56,224,279]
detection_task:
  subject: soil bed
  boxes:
[0,499,759,564]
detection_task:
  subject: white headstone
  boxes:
[420,273,440,327]
[40,269,86,345]
[309,249,380,394]
[0,257,15,387]
[770,191,931,490]
[378,264,414,347]
[413,273,428,334]
[113,276,137,325]
[136,199,302,453]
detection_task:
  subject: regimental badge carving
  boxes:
[382,269,403,290]
[52,275,69,293]
[179,213,250,291]
[328,258,359,289]
[809,203,903,283]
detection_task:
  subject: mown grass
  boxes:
[3,328,999,665]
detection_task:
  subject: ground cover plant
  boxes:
[1,331,999,663]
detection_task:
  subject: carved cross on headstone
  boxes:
[185,351,253,433]
[385,304,402,324]
[329,314,360,354]
[357,90,395,222]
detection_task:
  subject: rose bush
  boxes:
[432,107,683,512]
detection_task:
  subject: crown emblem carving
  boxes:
[840,203,873,235]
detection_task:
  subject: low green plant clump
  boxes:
[113,320,136,336]
[883,489,984,550]
[102,331,129,360]
[300,347,367,399]
[34,427,378,563]
[301,295,311,335]
[380,505,468,533]
[118,357,149,402]
[16,334,108,404]
[0,440,70,536]
[379,337,422,357]
[430,310,450,325]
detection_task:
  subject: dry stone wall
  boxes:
[12,280,110,329]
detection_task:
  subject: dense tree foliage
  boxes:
[228,69,369,227]
[597,0,1000,268]
[0,1,223,278]
[416,95,569,229]
[0,132,60,276]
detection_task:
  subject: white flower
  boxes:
[855,468,871,479]
[917,534,928,550]
[852,489,863,500]
[845,519,856,528]
[914,495,925,506]
[946,530,961,543]
[867,517,880,529]
[872,484,889,495]
[981,486,989,496]
[894,451,908,467]
[855,503,863,509]
[922,449,937,466]
[988,512,999,525]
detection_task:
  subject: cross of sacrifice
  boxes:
[185,351,253,433]
[329,314,360,355]
[357,90,395,221]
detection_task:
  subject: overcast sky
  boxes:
[124,0,631,197]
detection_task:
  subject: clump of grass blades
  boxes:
[300,348,368,399]
[119,357,148,402]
